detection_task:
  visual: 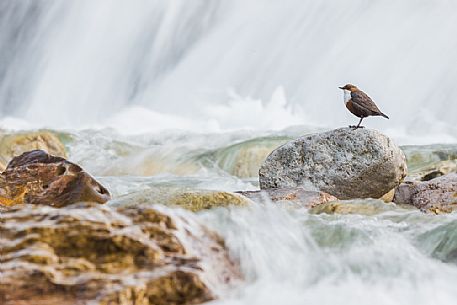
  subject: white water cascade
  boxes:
[1,0,457,140]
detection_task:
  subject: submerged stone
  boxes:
[205,137,290,178]
[0,203,241,305]
[259,128,407,200]
[236,187,337,208]
[310,199,396,215]
[111,187,252,212]
[0,150,110,207]
[0,130,67,171]
[416,221,457,263]
[408,160,457,182]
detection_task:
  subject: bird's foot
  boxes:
[349,125,365,129]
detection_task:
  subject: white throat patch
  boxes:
[343,90,351,105]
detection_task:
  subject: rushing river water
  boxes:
[1,0,457,304]
[52,128,456,305]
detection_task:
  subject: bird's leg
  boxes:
[356,117,364,129]
[349,117,364,129]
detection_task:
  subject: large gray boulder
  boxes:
[259,128,407,199]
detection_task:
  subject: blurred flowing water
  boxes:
[1,0,457,141]
[1,1,457,304]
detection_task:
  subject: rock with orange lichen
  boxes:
[0,150,110,207]
[0,203,241,305]
[0,130,67,171]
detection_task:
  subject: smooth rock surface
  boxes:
[259,128,407,199]
[393,174,457,213]
[0,203,241,305]
[110,187,252,212]
[236,187,337,208]
[0,130,67,171]
[380,188,396,203]
[309,199,396,215]
[0,150,110,207]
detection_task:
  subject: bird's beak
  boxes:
[338,86,344,90]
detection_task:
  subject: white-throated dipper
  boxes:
[339,84,389,129]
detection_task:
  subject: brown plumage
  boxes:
[339,84,389,129]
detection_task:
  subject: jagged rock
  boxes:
[0,130,67,171]
[393,174,457,213]
[0,203,241,305]
[259,128,407,199]
[236,187,337,208]
[0,150,110,207]
[111,187,251,212]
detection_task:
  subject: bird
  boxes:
[339,84,389,129]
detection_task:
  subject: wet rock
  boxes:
[111,187,252,212]
[236,187,337,208]
[0,150,110,207]
[259,128,407,200]
[380,188,396,203]
[393,182,418,205]
[393,174,457,213]
[0,130,67,171]
[310,199,396,215]
[0,203,241,305]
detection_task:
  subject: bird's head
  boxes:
[339,84,358,92]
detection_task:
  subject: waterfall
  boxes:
[1,0,456,140]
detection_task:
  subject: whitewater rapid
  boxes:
[203,203,457,305]
[58,128,457,305]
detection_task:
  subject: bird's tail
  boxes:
[379,112,389,119]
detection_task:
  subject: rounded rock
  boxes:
[259,128,407,199]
